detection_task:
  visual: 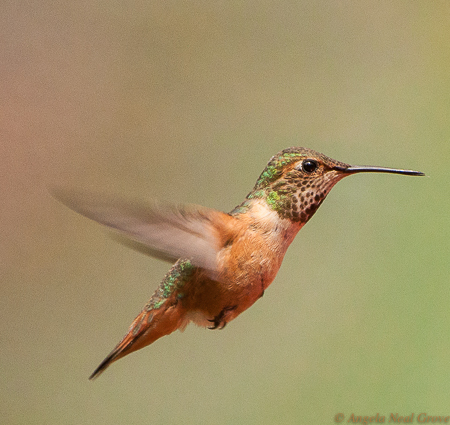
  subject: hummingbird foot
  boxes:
[208,305,238,330]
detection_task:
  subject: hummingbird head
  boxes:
[241,147,424,223]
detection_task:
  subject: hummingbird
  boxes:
[52,147,424,379]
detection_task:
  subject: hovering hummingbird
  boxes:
[52,147,424,379]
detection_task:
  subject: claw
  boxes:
[207,318,220,330]
[207,305,237,330]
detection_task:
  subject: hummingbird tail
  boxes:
[89,299,187,380]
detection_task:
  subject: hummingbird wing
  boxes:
[51,188,234,274]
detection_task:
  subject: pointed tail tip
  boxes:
[89,355,115,380]
[89,367,104,381]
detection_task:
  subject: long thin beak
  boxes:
[334,165,425,176]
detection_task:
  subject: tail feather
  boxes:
[89,299,186,380]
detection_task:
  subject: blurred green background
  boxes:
[1,1,449,424]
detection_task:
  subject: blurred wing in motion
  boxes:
[50,188,234,274]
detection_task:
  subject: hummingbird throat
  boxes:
[247,171,341,223]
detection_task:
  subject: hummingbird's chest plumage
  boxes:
[169,200,303,328]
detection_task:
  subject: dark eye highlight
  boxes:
[302,160,318,173]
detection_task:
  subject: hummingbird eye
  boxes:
[301,159,318,174]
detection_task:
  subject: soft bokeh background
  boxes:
[2,1,449,424]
